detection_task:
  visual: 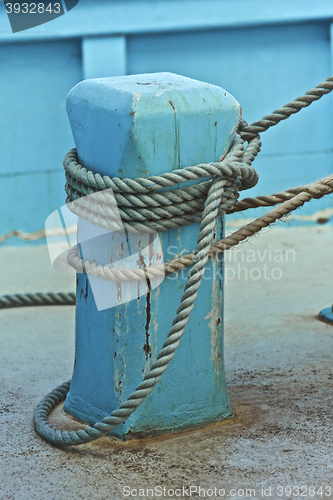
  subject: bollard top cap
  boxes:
[69,72,231,97]
[67,72,241,178]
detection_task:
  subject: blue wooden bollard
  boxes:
[63,73,241,440]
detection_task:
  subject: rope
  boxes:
[0,226,77,244]
[8,75,332,446]
[66,173,333,282]
[0,229,48,244]
[240,77,333,141]
[63,131,259,234]
[34,133,258,446]
[0,293,75,309]
[63,131,259,196]
[228,177,333,213]
[1,171,332,302]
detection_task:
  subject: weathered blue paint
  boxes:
[63,72,240,439]
[0,39,82,242]
[319,306,333,324]
[1,2,333,246]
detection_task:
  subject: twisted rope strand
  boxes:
[63,133,260,198]
[239,76,333,141]
[66,178,239,234]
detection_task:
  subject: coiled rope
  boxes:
[5,77,333,446]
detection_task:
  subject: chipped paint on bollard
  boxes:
[63,73,240,440]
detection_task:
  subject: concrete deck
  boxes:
[0,225,332,500]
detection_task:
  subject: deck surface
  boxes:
[0,225,332,499]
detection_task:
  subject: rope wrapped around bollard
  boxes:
[34,126,261,446]
[8,76,333,446]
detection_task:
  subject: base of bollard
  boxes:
[122,411,235,442]
[58,403,235,443]
[319,306,333,325]
[116,410,234,442]
[63,395,233,441]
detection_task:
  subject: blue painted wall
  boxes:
[0,41,82,237]
[0,0,333,244]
